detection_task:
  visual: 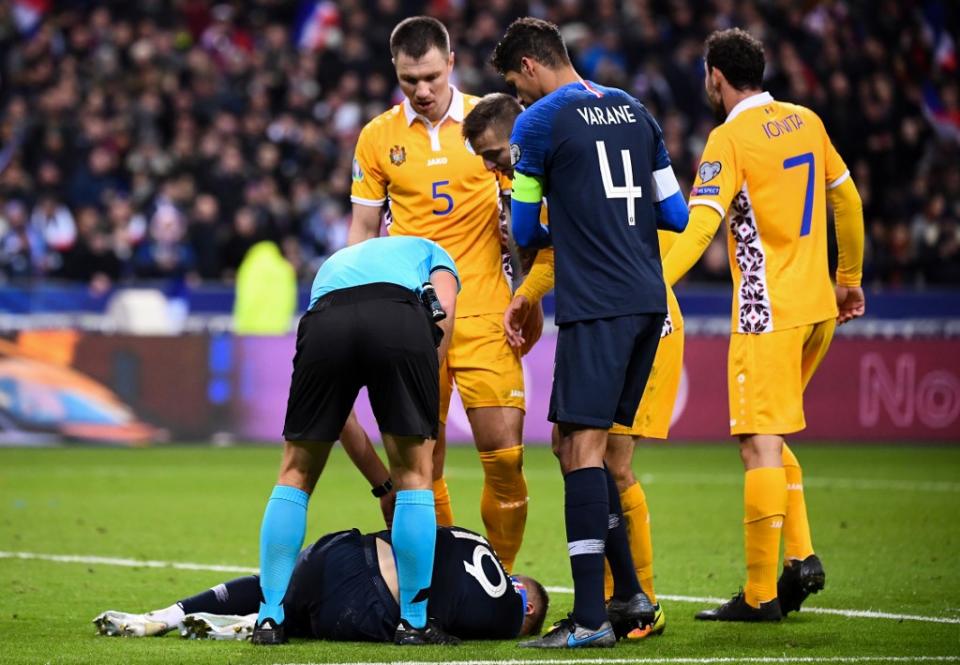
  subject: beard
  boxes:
[708,91,727,124]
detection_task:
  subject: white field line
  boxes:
[443,468,960,493]
[0,550,258,574]
[3,550,958,626]
[274,658,960,665]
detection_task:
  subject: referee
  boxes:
[252,235,461,646]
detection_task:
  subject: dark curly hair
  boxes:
[704,28,765,91]
[490,17,570,75]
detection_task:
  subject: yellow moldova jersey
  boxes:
[351,87,510,317]
[689,92,849,333]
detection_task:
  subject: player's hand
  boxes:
[504,294,532,350]
[835,285,866,325]
[379,490,396,529]
[519,300,544,356]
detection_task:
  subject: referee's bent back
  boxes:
[309,236,460,309]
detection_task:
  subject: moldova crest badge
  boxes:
[389,145,406,166]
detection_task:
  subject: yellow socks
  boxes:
[743,467,787,607]
[433,477,454,527]
[604,482,657,602]
[478,444,528,572]
[782,443,814,562]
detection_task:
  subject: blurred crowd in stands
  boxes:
[0,0,957,292]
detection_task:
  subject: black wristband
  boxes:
[371,478,393,498]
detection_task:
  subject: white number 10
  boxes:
[596,140,642,225]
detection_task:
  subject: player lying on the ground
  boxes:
[93,526,549,642]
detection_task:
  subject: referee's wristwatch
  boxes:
[371,478,393,498]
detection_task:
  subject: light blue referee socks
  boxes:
[257,484,309,625]
[392,489,436,629]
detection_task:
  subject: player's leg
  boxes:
[602,326,682,614]
[256,439,333,638]
[468,405,527,573]
[456,313,529,572]
[93,577,263,638]
[381,433,438,633]
[779,319,834,614]
[432,363,455,526]
[364,296,458,645]
[554,425,614,634]
[602,314,664,633]
[603,435,652,600]
[175,576,264,640]
[180,576,262,617]
[521,316,656,648]
[783,320,833,562]
[255,305,358,643]
[697,327,807,622]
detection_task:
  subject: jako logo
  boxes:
[859,353,960,429]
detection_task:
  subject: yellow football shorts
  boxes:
[609,327,684,440]
[439,312,526,423]
[728,318,835,436]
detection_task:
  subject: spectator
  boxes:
[59,206,122,292]
[0,0,954,286]
[220,206,260,279]
[30,192,77,254]
[1,200,45,280]
[132,204,196,280]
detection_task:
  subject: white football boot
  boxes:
[180,613,257,641]
[93,610,178,637]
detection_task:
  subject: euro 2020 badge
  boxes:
[510,143,521,167]
[698,161,722,183]
[390,145,407,166]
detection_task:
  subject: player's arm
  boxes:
[661,206,721,286]
[430,269,458,363]
[349,125,388,245]
[820,117,866,324]
[427,240,460,362]
[647,114,688,232]
[349,204,382,245]
[511,172,550,248]
[509,110,552,249]
[516,247,555,303]
[504,247,553,353]
[662,128,737,285]
[339,411,394,527]
[654,173,688,232]
[827,172,865,324]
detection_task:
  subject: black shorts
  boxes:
[284,529,399,641]
[282,283,440,441]
[549,313,666,429]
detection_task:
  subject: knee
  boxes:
[606,460,636,492]
[738,434,784,469]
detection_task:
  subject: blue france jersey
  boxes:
[511,81,686,323]
[309,236,460,308]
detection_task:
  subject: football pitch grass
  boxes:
[1,444,958,664]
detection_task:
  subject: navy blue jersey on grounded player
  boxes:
[510,80,687,324]
[378,526,525,639]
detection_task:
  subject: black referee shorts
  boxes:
[282,282,440,442]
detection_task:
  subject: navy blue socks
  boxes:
[179,575,261,616]
[564,467,609,629]
[604,465,642,600]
